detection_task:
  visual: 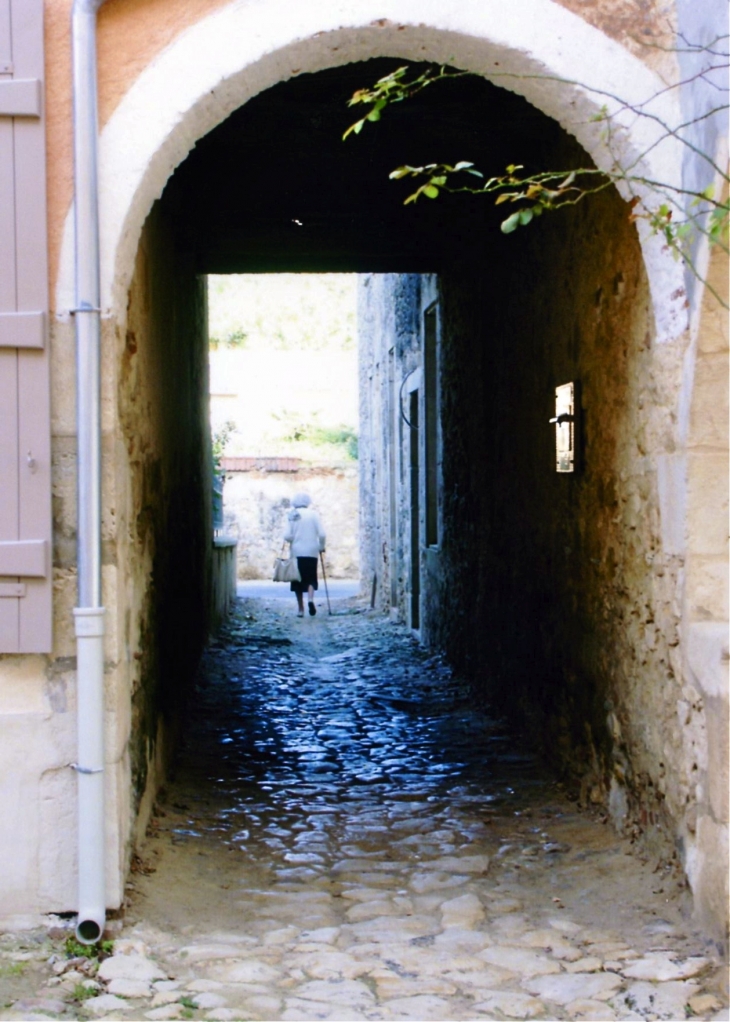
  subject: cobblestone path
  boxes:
[1,595,727,1021]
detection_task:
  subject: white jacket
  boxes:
[284,507,326,558]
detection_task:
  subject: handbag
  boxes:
[273,544,301,583]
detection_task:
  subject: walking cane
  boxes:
[320,552,332,616]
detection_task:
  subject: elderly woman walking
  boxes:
[284,493,326,617]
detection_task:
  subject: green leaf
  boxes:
[342,119,366,140]
[423,184,440,199]
[453,161,474,171]
[367,108,381,122]
[389,167,411,180]
[501,211,522,233]
[377,67,407,86]
[519,207,534,225]
[431,176,447,186]
[348,87,375,106]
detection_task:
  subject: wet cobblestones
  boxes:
[1,594,726,1021]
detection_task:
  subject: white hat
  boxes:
[291,492,312,508]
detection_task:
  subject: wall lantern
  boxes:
[550,381,579,473]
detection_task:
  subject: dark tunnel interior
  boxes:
[159,59,569,273]
[132,57,651,819]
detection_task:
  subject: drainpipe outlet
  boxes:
[73,607,106,944]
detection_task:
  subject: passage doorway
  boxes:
[207,273,360,592]
[110,49,705,953]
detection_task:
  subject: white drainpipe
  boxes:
[71,0,108,945]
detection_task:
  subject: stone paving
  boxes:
[1,594,727,1021]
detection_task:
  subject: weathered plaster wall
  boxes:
[0,275,126,921]
[44,0,231,298]
[0,652,75,924]
[681,237,729,935]
[0,195,214,923]
[0,199,215,924]
[221,467,359,581]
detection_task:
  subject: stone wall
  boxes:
[221,466,359,580]
[358,274,426,619]
[358,134,726,937]
[435,174,688,841]
[120,203,213,842]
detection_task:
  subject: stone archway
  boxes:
[55,0,687,341]
[50,0,727,939]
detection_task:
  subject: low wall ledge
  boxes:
[213,536,238,549]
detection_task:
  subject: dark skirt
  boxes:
[290,556,318,593]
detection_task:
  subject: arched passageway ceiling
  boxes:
[160,60,570,275]
[55,0,687,341]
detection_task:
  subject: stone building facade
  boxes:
[360,236,728,943]
[0,0,726,944]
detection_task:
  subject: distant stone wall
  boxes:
[220,465,359,580]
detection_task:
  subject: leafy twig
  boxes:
[343,58,729,307]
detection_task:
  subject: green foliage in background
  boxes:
[275,410,358,461]
[207,275,358,467]
[210,328,248,350]
[208,274,356,351]
[308,424,359,461]
[212,420,236,471]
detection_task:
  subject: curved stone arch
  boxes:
[55,0,687,342]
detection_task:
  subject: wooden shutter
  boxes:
[0,0,51,652]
